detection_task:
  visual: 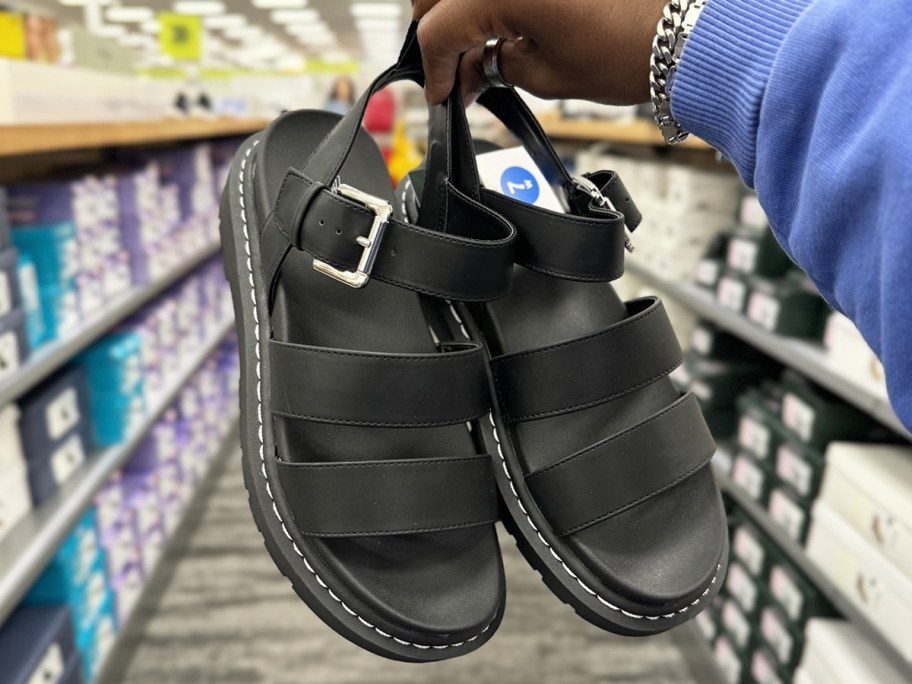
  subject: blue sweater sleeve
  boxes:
[670,0,912,432]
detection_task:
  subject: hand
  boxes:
[413,0,669,105]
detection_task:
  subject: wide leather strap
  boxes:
[270,339,489,427]
[525,394,714,536]
[276,455,500,537]
[490,298,682,422]
[274,169,516,301]
[480,188,625,281]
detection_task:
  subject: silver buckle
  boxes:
[312,183,392,288]
[571,176,635,253]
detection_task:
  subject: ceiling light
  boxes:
[172,1,225,16]
[204,13,247,29]
[224,25,265,39]
[59,0,113,6]
[94,24,127,37]
[106,6,155,22]
[252,0,307,7]
[139,20,160,33]
[285,23,328,35]
[355,18,400,31]
[270,9,318,24]
[350,2,401,18]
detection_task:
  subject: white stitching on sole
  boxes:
[237,142,490,651]
[486,411,720,621]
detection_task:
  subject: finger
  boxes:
[458,44,488,106]
[417,0,496,104]
[411,0,439,19]
[495,38,566,99]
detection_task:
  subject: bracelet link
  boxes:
[650,0,707,145]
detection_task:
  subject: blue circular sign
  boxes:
[500,166,540,204]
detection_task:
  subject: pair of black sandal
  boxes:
[219,27,727,662]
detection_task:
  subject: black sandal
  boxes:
[398,87,728,636]
[219,30,515,660]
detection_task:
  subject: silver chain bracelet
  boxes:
[650,0,707,145]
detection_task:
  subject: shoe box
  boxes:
[807,491,912,661]
[0,404,32,543]
[797,619,908,684]
[18,366,93,505]
[11,222,81,342]
[0,604,82,684]
[701,503,837,683]
[17,251,46,349]
[77,331,146,447]
[823,311,886,391]
[726,224,791,279]
[0,249,30,381]
[817,442,912,574]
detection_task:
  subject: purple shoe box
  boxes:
[124,420,178,473]
[99,512,138,581]
[93,476,124,534]
[110,563,143,626]
[124,471,161,540]
[6,180,97,228]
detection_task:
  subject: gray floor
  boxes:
[102,448,707,684]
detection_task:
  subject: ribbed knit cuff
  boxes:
[670,0,813,185]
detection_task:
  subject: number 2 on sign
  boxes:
[506,180,533,195]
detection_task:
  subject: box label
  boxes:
[782,393,816,442]
[26,643,64,684]
[733,527,766,577]
[747,292,781,332]
[768,489,806,542]
[46,387,80,440]
[761,607,794,665]
[738,415,771,460]
[728,238,758,273]
[0,330,21,380]
[769,565,803,622]
[775,444,813,497]
[717,276,747,312]
[50,434,86,485]
[733,455,765,501]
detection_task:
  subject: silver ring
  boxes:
[482,37,511,88]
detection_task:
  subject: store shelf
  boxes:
[95,418,238,684]
[627,260,909,438]
[0,117,268,158]
[673,621,724,684]
[0,241,221,409]
[716,466,912,679]
[538,113,712,150]
[0,318,234,626]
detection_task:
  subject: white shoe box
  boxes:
[799,618,908,684]
[806,501,912,661]
[818,442,912,581]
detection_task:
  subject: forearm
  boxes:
[671,0,912,428]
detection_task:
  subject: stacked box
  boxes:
[0,604,82,684]
[18,366,92,505]
[798,619,908,684]
[77,331,146,447]
[0,404,32,543]
[11,222,80,342]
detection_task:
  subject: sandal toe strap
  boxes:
[491,297,682,423]
[525,394,715,537]
[270,339,489,427]
[277,455,499,537]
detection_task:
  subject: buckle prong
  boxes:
[313,183,392,288]
[572,176,635,253]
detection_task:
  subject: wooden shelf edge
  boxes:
[0,117,270,157]
[538,113,712,150]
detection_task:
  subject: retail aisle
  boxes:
[99,448,700,684]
